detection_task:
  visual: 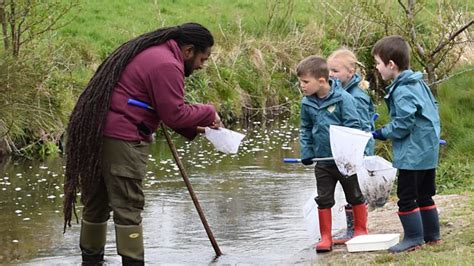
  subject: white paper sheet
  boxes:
[329,125,371,176]
[204,127,245,154]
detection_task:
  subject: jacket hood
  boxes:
[385,70,423,96]
[343,73,361,91]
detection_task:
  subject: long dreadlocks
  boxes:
[63,23,214,232]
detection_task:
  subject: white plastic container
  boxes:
[345,234,400,252]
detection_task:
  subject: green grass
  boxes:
[1,0,473,171]
[60,0,318,59]
[57,0,329,124]
[436,66,474,193]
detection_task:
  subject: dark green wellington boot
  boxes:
[115,224,144,266]
[388,208,424,253]
[333,205,354,245]
[80,220,107,265]
[420,205,441,245]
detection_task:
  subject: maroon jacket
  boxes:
[103,40,216,142]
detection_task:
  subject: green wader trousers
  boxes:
[80,137,149,264]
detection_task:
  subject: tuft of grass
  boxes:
[0,34,91,158]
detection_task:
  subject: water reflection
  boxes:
[1,118,347,264]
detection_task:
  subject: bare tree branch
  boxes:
[17,1,30,31]
[429,67,474,86]
[15,1,31,55]
[433,43,454,69]
[19,5,76,46]
[397,0,408,14]
[412,50,427,68]
[430,19,474,57]
[402,0,426,60]
[1,1,77,56]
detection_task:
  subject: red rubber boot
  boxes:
[352,203,368,237]
[316,208,333,252]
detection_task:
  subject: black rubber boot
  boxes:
[81,248,105,265]
[388,209,424,253]
[80,220,107,265]
[333,205,354,245]
[122,256,145,266]
[420,205,441,244]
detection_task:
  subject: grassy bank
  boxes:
[0,0,473,193]
[437,66,474,193]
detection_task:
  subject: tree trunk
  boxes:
[9,0,19,57]
[0,0,9,51]
[425,64,438,96]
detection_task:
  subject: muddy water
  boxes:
[0,119,347,265]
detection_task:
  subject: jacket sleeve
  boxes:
[341,96,362,130]
[299,103,315,159]
[381,88,417,139]
[148,62,216,140]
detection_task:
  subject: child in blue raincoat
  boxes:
[327,48,376,244]
[297,55,368,253]
[371,35,441,253]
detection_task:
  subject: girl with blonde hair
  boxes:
[327,48,375,245]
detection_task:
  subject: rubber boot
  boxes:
[420,205,441,245]
[333,205,354,245]
[115,224,144,266]
[352,203,368,237]
[388,208,424,253]
[80,220,107,265]
[315,208,333,252]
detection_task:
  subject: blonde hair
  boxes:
[328,48,369,90]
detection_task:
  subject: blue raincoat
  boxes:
[381,70,441,170]
[343,74,375,155]
[300,79,361,163]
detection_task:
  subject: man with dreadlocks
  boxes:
[63,23,223,265]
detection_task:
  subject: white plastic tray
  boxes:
[345,234,400,252]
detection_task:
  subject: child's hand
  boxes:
[372,129,387,140]
[301,158,314,165]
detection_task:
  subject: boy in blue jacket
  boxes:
[371,35,441,253]
[297,55,368,252]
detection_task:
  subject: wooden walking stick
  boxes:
[160,123,223,257]
[127,99,222,256]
